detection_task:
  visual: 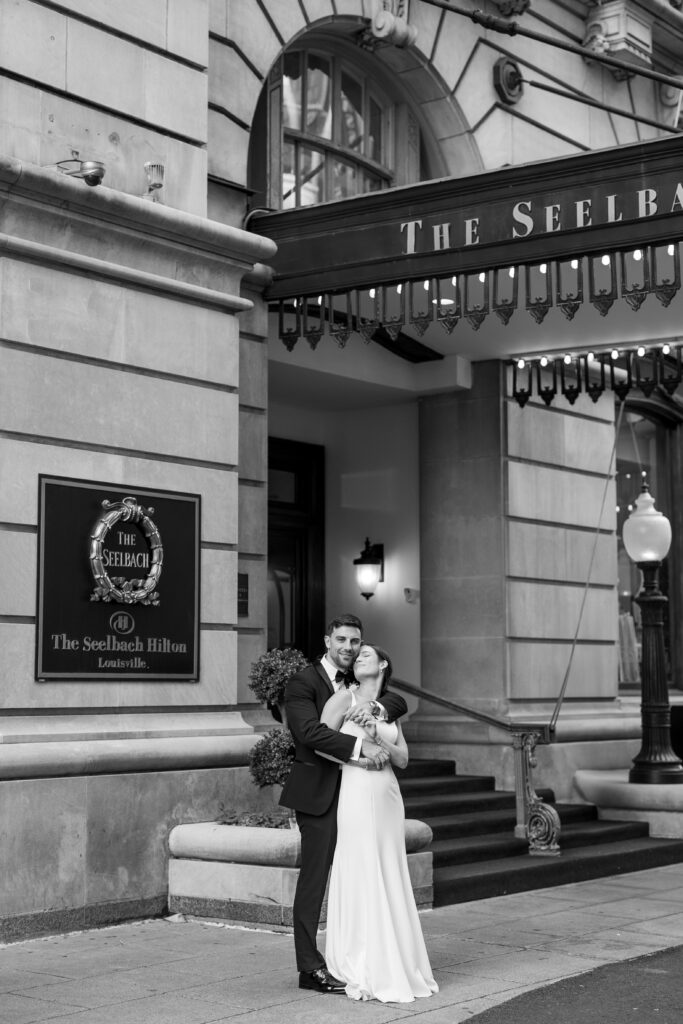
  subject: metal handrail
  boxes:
[392,678,553,744]
[393,677,561,856]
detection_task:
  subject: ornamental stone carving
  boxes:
[583,0,653,80]
[358,0,418,50]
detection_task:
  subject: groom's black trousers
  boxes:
[293,774,342,972]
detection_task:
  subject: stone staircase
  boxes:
[398,758,683,907]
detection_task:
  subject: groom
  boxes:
[280,612,408,993]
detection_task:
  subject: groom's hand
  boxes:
[346,701,380,724]
[360,739,388,769]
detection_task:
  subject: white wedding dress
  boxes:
[324,701,438,1003]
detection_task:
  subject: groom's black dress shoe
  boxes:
[298,967,346,993]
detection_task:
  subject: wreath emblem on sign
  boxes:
[89,496,163,605]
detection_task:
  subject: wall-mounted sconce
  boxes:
[353,538,384,600]
[142,161,164,202]
[55,155,105,186]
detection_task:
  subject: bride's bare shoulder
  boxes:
[324,687,353,709]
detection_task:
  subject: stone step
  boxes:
[401,786,555,821]
[400,758,457,779]
[398,772,496,798]
[430,818,651,866]
[420,799,595,841]
[432,836,683,906]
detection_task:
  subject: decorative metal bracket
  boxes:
[525,264,552,323]
[588,254,618,316]
[535,359,557,406]
[511,361,532,407]
[651,243,681,307]
[583,352,607,403]
[658,346,683,395]
[611,351,633,402]
[435,276,461,333]
[380,284,405,340]
[493,267,518,324]
[408,279,434,336]
[464,272,489,330]
[278,299,301,352]
[556,259,584,320]
[328,292,354,348]
[302,296,325,350]
[513,731,561,856]
[357,288,381,342]
[560,356,582,405]
[620,249,650,311]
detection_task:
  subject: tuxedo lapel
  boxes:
[315,660,335,697]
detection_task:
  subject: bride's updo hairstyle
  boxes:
[363,643,393,698]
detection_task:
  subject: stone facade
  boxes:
[2,0,683,937]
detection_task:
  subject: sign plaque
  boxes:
[36,476,200,680]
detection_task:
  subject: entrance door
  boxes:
[267,437,325,658]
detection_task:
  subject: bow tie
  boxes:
[334,670,348,683]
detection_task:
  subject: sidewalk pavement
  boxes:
[3,863,683,1024]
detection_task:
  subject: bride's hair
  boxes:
[362,643,393,698]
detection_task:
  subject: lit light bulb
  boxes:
[627,504,633,512]
[642,470,647,477]
[509,267,515,279]
[396,283,402,295]
[564,354,572,364]
[633,249,642,262]
[479,272,486,284]
[517,359,526,370]
[540,356,548,367]
[625,473,631,479]
[601,254,611,266]
[423,280,430,291]
[317,295,323,305]
[539,264,547,275]
[451,275,457,287]
[663,343,671,355]
[616,505,621,513]
[637,346,646,357]
[611,349,619,360]
[668,244,675,257]
[369,288,376,299]
[570,259,579,270]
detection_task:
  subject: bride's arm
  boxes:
[363,719,409,770]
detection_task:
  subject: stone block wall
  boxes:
[0,0,209,214]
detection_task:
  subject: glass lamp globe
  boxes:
[355,561,382,598]
[622,485,672,563]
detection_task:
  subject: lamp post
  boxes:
[622,483,683,784]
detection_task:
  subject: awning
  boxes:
[249,134,683,404]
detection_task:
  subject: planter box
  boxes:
[168,819,433,929]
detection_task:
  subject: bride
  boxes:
[320,642,438,1003]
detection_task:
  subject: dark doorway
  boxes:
[267,437,325,659]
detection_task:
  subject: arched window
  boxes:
[280,49,392,207]
[249,38,423,211]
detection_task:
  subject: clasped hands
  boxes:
[345,701,389,771]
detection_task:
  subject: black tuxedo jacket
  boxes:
[279,660,408,816]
